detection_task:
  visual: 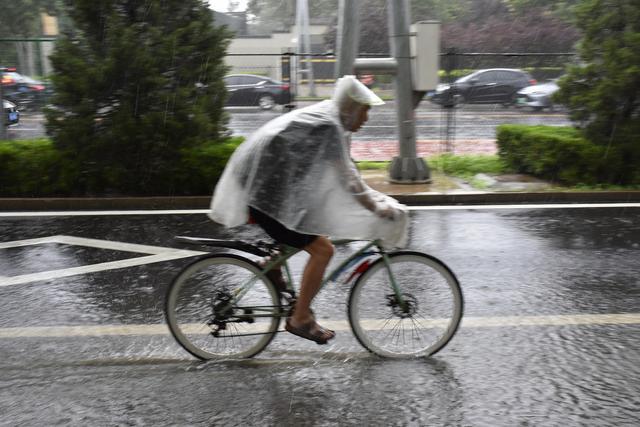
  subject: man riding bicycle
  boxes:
[210,75,407,344]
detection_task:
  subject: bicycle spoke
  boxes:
[348,252,463,358]
[166,255,281,360]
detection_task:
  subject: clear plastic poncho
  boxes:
[209,99,408,248]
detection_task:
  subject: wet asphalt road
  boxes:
[5,102,570,142]
[226,101,571,141]
[1,205,639,426]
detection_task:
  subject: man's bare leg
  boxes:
[288,236,335,339]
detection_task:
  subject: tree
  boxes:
[502,0,581,21]
[555,0,640,183]
[440,7,579,53]
[322,0,579,55]
[247,0,337,33]
[0,0,64,38]
[323,0,389,55]
[45,0,231,195]
[0,1,69,76]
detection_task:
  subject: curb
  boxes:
[394,191,640,206]
[1,191,640,211]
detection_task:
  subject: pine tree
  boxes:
[555,0,640,184]
[45,0,231,195]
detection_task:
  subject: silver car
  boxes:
[515,79,560,111]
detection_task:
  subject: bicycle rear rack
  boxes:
[175,236,276,257]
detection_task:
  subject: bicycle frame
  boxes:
[231,239,406,311]
[168,235,463,358]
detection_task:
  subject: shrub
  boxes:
[496,125,612,185]
[0,137,243,197]
[0,139,67,196]
[174,137,243,195]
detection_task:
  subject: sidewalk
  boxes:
[1,170,639,212]
[351,139,498,160]
[359,169,640,205]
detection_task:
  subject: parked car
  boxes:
[515,79,560,111]
[1,67,49,111]
[223,74,292,110]
[3,99,20,126]
[428,68,537,107]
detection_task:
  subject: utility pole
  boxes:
[335,0,360,78]
[336,0,431,183]
[295,0,315,97]
[386,0,430,183]
[0,67,6,140]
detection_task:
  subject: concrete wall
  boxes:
[225,25,328,81]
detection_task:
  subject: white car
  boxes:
[515,79,560,111]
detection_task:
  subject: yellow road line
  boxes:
[1,313,638,339]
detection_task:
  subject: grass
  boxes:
[356,154,510,178]
[355,161,389,171]
[355,155,640,191]
[427,154,510,179]
[356,155,512,190]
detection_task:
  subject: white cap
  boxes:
[332,75,385,107]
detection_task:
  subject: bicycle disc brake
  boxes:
[385,293,419,318]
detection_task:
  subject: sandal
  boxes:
[285,318,336,345]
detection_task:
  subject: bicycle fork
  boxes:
[381,253,409,312]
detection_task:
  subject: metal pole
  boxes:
[295,0,303,96]
[295,0,316,97]
[0,68,6,140]
[387,0,430,183]
[335,0,360,78]
[300,0,316,96]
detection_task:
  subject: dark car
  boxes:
[3,99,20,126]
[224,74,292,110]
[1,67,49,111]
[428,68,537,107]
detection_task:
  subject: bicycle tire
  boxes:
[348,251,463,358]
[165,253,282,360]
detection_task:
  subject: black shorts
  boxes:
[249,207,317,249]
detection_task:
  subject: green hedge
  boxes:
[0,139,68,196]
[496,125,610,185]
[174,138,243,195]
[0,137,242,197]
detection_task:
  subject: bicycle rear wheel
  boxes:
[165,254,282,360]
[348,251,463,358]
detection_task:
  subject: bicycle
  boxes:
[165,237,463,359]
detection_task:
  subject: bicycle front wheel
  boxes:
[348,251,463,358]
[165,254,282,360]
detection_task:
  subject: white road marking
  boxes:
[0,210,209,217]
[0,313,638,339]
[0,235,205,288]
[1,203,638,218]
[408,203,640,211]
[0,234,197,254]
[0,253,199,288]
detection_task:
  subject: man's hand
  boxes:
[375,204,400,220]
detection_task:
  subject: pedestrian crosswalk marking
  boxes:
[0,313,638,339]
[0,235,205,288]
